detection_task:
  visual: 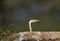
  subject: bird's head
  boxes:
[29,19,40,23]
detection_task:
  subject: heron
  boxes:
[29,19,40,32]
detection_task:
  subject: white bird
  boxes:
[29,19,40,32]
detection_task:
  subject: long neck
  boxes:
[29,21,32,32]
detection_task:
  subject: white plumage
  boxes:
[29,19,40,32]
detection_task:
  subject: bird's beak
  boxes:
[35,20,40,22]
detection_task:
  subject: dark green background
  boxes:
[0,0,60,33]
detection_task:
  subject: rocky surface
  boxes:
[9,32,60,41]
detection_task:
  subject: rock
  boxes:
[10,32,60,41]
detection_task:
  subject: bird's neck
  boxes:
[29,21,32,32]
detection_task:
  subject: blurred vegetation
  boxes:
[0,0,60,41]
